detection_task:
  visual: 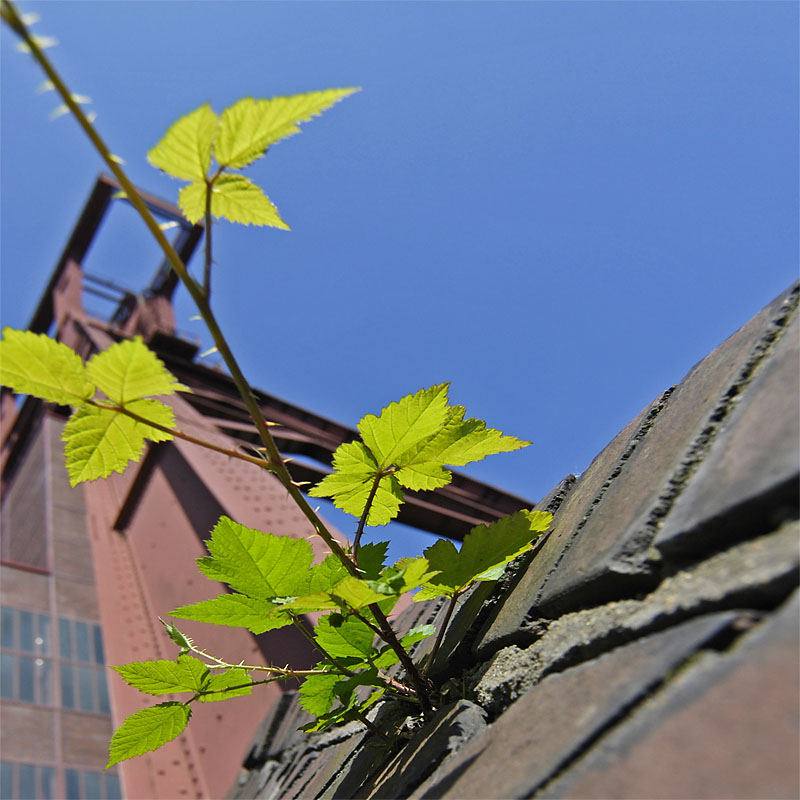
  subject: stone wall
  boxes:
[227,283,799,800]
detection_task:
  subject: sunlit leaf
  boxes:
[107,703,190,767]
[148,103,218,181]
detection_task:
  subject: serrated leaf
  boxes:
[371,557,439,595]
[179,175,288,228]
[283,574,389,615]
[309,441,403,526]
[416,510,552,600]
[302,676,385,732]
[61,399,174,486]
[159,619,193,651]
[87,337,187,404]
[198,668,252,702]
[394,406,528,491]
[358,384,450,469]
[298,672,340,717]
[110,654,208,696]
[357,542,389,580]
[314,614,376,659]
[169,594,290,634]
[0,328,94,404]
[308,554,351,594]
[147,103,218,181]
[107,702,190,767]
[196,516,314,599]
[215,89,360,169]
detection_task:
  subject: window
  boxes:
[0,762,57,800]
[0,607,108,714]
[1,762,120,799]
[57,617,110,715]
[0,606,53,705]
[65,768,121,800]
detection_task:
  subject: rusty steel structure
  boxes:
[0,174,534,799]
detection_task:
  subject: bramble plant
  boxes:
[0,0,552,768]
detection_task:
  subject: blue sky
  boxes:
[1,1,798,558]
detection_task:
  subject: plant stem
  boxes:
[424,593,459,677]
[88,400,276,471]
[352,709,392,746]
[352,473,383,565]
[2,1,356,575]
[203,178,213,297]
[290,615,356,678]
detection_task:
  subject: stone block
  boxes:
[474,522,798,717]
[543,592,800,799]
[656,302,800,558]
[413,613,743,799]
[536,287,798,615]
[366,700,487,799]
[474,399,661,655]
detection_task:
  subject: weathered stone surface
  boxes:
[535,285,798,615]
[473,522,798,717]
[415,615,738,799]
[543,592,800,799]
[474,400,661,655]
[656,296,800,557]
[362,701,487,799]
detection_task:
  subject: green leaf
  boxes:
[370,557,439,595]
[215,89,360,169]
[394,406,529,491]
[357,542,389,580]
[332,576,392,609]
[309,442,403,526]
[87,337,187,404]
[110,655,208,696]
[107,702,191,767]
[302,678,385,732]
[0,328,94,404]
[196,516,314,600]
[147,103,218,181]
[415,510,552,600]
[298,672,340,717]
[61,399,174,486]
[374,624,436,669]
[314,614,376,659]
[179,175,288,228]
[308,554,351,594]
[198,668,252,702]
[358,384,451,469]
[169,594,291,634]
[159,618,193,652]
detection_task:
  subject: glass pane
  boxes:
[97,668,110,715]
[0,607,14,649]
[36,658,53,705]
[58,618,72,660]
[78,666,94,712]
[92,625,104,665]
[18,610,34,652]
[0,653,14,699]
[60,663,75,709]
[37,614,51,655]
[18,764,34,799]
[105,772,122,800]
[75,622,91,663]
[0,761,13,800]
[18,656,34,702]
[41,766,56,800]
[84,770,101,800]
[65,769,80,800]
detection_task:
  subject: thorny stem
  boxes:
[87,399,277,472]
[352,710,392,746]
[203,178,213,297]
[290,615,356,678]
[424,592,460,678]
[3,0,436,720]
[352,473,383,565]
